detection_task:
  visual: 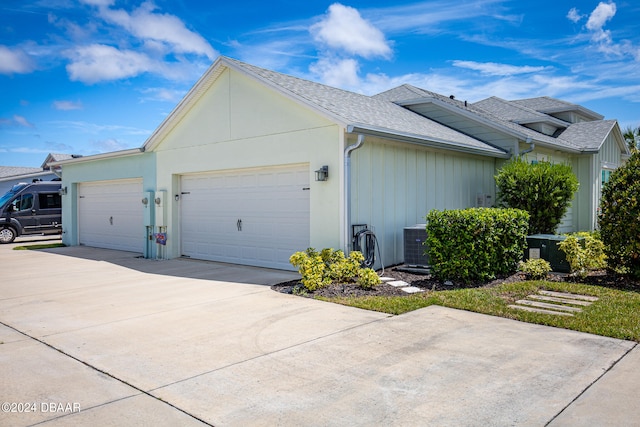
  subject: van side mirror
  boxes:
[6,204,15,213]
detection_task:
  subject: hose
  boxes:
[352,229,384,275]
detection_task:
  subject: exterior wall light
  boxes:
[315,165,329,181]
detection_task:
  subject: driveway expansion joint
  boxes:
[544,341,639,426]
[0,319,213,426]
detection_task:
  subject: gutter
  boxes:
[48,148,145,167]
[344,131,365,253]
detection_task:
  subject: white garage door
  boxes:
[78,179,144,253]
[180,164,310,270]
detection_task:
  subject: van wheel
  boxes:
[0,227,16,244]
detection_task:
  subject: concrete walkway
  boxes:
[0,238,638,426]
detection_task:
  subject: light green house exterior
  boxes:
[52,57,628,270]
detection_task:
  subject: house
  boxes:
[0,153,72,194]
[50,57,629,270]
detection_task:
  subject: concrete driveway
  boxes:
[0,238,638,426]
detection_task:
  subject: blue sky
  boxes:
[1,0,639,167]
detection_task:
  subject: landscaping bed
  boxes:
[272,266,640,298]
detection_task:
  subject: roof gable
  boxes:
[144,57,507,157]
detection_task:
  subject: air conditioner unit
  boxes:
[403,224,430,267]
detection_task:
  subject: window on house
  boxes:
[602,169,613,187]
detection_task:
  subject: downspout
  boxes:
[344,133,365,254]
[518,137,535,157]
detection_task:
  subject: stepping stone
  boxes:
[515,299,583,313]
[538,290,598,302]
[401,286,424,293]
[508,304,574,316]
[527,294,593,306]
[387,280,410,287]
[379,277,395,282]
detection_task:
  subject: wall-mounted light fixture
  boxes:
[315,165,329,182]
[58,186,67,196]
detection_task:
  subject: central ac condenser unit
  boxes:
[403,225,429,267]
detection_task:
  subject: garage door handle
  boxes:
[237,219,242,231]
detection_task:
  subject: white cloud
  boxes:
[586,2,617,31]
[586,2,616,45]
[53,100,83,111]
[310,3,392,59]
[97,1,217,60]
[309,57,361,89]
[0,45,36,75]
[90,137,133,153]
[65,44,154,83]
[13,115,35,128]
[567,8,583,23]
[452,61,550,76]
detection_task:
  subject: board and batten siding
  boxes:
[350,138,497,267]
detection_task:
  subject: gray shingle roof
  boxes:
[512,96,604,120]
[0,166,42,178]
[473,97,568,126]
[555,120,617,151]
[376,84,584,152]
[224,58,507,156]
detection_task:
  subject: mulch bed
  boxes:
[271,266,640,298]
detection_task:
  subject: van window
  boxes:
[39,193,62,209]
[13,193,34,211]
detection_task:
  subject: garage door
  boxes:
[78,179,144,253]
[180,164,310,270]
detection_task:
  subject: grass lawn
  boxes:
[319,280,640,342]
[13,243,66,250]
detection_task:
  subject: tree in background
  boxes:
[623,126,639,153]
[599,152,640,278]
[495,158,579,235]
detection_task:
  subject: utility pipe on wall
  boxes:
[344,133,365,254]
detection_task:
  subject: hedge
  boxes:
[426,208,530,283]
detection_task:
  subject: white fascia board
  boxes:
[347,124,511,159]
[48,148,144,167]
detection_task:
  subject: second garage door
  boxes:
[180,164,310,270]
[78,179,144,253]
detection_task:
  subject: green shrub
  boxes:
[357,268,381,289]
[289,248,378,291]
[289,249,331,291]
[518,258,551,280]
[558,232,607,278]
[599,152,640,278]
[426,208,529,283]
[328,250,364,282]
[495,158,579,234]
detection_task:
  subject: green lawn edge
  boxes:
[13,243,66,251]
[318,280,640,342]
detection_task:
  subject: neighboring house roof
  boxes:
[0,166,42,178]
[142,57,509,158]
[41,153,74,169]
[511,96,604,121]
